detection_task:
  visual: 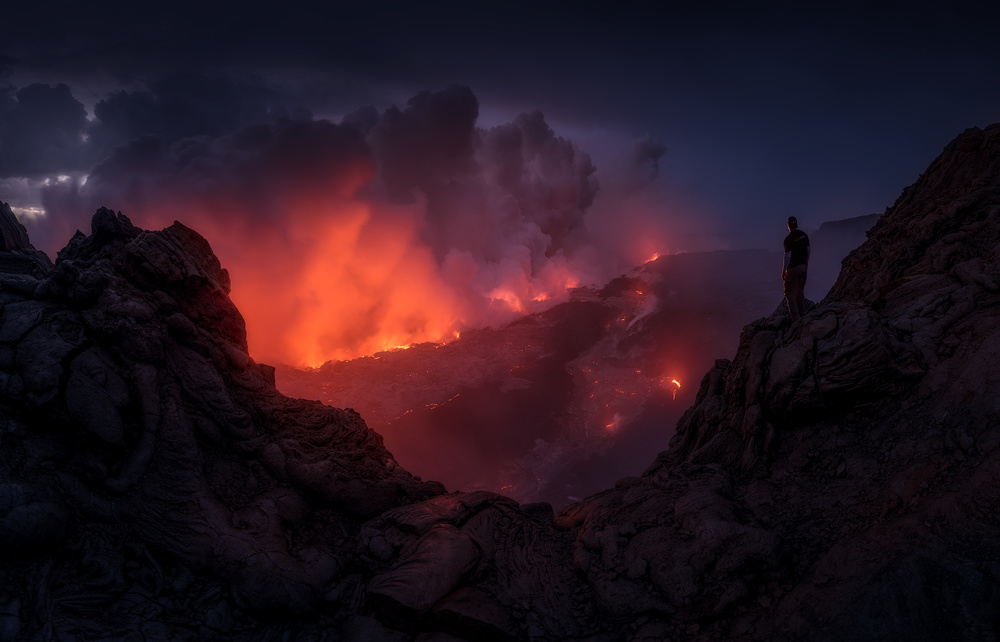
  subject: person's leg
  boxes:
[784,273,799,320]
[794,267,807,316]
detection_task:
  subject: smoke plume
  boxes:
[32,84,674,367]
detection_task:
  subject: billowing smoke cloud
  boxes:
[86,72,312,154]
[0,83,88,177]
[21,82,676,367]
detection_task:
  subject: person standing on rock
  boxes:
[782,216,810,321]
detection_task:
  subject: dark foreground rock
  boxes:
[0,202,51,278]
[0,207,443,639]
[2,123,1000,641]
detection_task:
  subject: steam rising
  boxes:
[31,85,673,367]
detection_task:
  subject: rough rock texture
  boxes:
[0,208,442,640]
[0,202,51,278]
[631,123,1000,639]
[3,123,1000,641]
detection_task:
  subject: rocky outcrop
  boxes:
[2,123,1000,641]
[668,124,1000,472]
[574,123,1000,639]
[0,202,51,278]
[0,207,441,639]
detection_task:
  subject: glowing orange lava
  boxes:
[221,197,588,367]
[117,170,606,367]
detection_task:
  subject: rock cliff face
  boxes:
[2,123,1000,641]
[630,123,1000,639]
[0,202,51,278]
[0,208,442,640]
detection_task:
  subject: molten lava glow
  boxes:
[272,199,466,366]
[144,192,592,368]
[35,92,697,370]
[487,288,527,314]
[70,129,652,367]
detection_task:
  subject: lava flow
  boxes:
[108,190,592,368]
[274,245,789,507]
[230,209,589,367]
[34,88,682,369]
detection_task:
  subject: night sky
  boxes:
[3,1,999,363]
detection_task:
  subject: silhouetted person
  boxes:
[782,216,810,321]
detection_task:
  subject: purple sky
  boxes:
[2,1,998,254]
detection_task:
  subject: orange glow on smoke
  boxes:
[218,194,501,368]
[133,193,590,367]
[112,159,604,368]
[487,288,527,314]
[271,199,464,366]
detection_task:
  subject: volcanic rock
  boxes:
[0,208,441,638]
[2,122,1000,641]
[0,201,51,278]
[611,123,1000,639]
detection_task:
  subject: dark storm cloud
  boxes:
[369,85,480,202]
[0,83,88,177]
[5,0,998,257]
[361,86,599,267]
[38,84,606,273]
[42,116,372,234]
[87,72,312,154]
[613,136,668,193]
[0,70,313,185]
[481,111,598,250]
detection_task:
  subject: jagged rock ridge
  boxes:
[1,123,999,641]
[0,207,442,639]
[0,202,51,278]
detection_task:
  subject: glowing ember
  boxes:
[487,288,526,313]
